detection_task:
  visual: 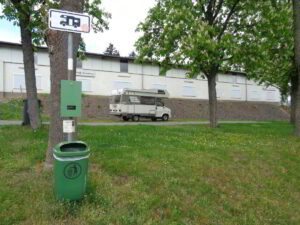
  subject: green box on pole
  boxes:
[60,80,82,117]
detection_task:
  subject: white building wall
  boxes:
[0,45,281,103]
[0,60,4,93]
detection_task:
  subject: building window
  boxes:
[77,60,82,68]
[120,59,128,73]
[13,74,42,90]
[231,87,242,99]
[34,53,38,65]
[182,86,196,97]
[114,81,132,90]
[250,90,260,100]
[13,74,25,90]
[77,78,91,92]
[266,91,276,101]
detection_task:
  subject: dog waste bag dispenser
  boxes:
[60,80,82,117]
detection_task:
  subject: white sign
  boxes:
[49,9,90,33]
[63,120,75,133]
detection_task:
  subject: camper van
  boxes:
[109,89,172,122]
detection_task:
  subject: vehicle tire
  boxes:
[151,117,157,121]
[162,114,169,121]
[122,116,129,121]
[132,115,140,122]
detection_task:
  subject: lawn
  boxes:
[0,122,299,225]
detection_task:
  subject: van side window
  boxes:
[129,96,140,104]
[140,96,155,105]
[156,98,164,106]
[121,95,129,103]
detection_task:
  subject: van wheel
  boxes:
[132,115,140,122]
[151,117,157,121]
[162,114,169,121]
[122,116,129,121]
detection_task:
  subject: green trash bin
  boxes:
[53,141,90,201]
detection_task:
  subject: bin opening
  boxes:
[60,143,87,152]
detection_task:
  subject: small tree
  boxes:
[103,43,120,56]
[0,0,43,130]
[136,0,256,128]
[128,51,136,58]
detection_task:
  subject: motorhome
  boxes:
[109,89,172,122]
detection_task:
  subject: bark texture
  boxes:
[293,0,300,136]
[290,73,298,124]
[13,0,41,130]
[45,0,84,168]
[207,72,218,128]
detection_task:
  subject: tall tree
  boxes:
[0,0,43,130]
[136,0,254,128]
[103,43,120,56]
[293,0,300,136]
[44,0,109,168]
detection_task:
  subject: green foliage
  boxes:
[0,0,47,47]
[84,0,110,33]
[0,123,300,224]
[237,1,293,95]
[135,0,255,77]
[103,43,120,56]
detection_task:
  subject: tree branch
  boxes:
[212,0,224,22]
[217,0,240,41]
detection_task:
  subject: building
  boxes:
[0,41,280,103]
[0,41,289,121]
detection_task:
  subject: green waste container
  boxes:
[53,141,90,201]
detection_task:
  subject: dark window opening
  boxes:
[120,59,128,73]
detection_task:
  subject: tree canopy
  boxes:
[135,0,257,127]
[238,1,294,97]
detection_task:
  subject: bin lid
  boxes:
[53,141,90,158]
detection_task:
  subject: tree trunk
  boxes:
[293,0,300,136]
[18,8,41,130]
[207,72,218,128]
[44,0,84,168]
[290,74,298,124]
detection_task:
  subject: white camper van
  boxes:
[109,89,172,122]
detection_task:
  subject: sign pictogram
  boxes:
[48,9,90,33]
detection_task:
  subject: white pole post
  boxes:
[67,32,73,142]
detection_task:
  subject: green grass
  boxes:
[0,99,49,121]
[0,99,23,120]
[0,122,299,225]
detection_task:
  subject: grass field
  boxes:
[0,122,299,225]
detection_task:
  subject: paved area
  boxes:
[0,120,268,126]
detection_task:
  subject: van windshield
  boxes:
[110,95,121,104]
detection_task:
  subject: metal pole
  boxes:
[67,33,73,142]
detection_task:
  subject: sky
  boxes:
[0,0,156,56]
